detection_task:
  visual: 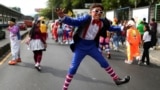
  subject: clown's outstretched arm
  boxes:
[109,25,121,32]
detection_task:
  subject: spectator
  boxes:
[137,21,145,40]
[57,22,64,44]
[143,18,148,25]
[139,24,151,65]
[52,20,59,42]
[112,18,121,51]
[149,18,157,50]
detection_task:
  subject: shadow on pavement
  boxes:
[17,62,114,86]
[104,50,160,69]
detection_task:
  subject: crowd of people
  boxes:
[6,3,159,90]
[51,20,74,44]
[50,14,158,66]
[51,5,158,89]
[104,17,158,65]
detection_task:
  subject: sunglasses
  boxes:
[92,9,104,14]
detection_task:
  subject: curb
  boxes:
[0,43,10,60]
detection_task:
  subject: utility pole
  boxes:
[135,0,137,8]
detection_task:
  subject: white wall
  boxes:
[106,10,114,21]
[132,7,149,24]
[73,9,89,18]
[157,23,160,36]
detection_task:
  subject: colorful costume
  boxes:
[99,34,111,59]
[59,14,130,90]
[125,20,141,64]
[52,20,59,42]
[8,18,21,65]
[63,24,73,44]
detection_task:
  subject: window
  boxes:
[0,16,2,24]
[155,4,160,22]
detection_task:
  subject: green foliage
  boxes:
[71,0,85,8]
[39,0,160,19]
[11,7,21,13]
[39,8,52,19]
[102,0,120,10]
[47,0,63,8]
[61,0,72,12]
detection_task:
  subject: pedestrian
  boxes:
[143,18,148,25]
[64,24,73,44]
[125,20,141,64]
[27,20,47,71]
[112,18,120,51]
[149,18,157,50]
[56,4,130,90]
[139,24,151,65]
[52,20,59,42]
[57,22,64,44]
[120,20,128,45]
[137,21,144,41]
[7,18,21,65]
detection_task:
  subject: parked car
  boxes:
[24,20,33,27]
[0,27,5,40]
[17,22,27,30]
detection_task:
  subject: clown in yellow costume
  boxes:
[125,20,141,64]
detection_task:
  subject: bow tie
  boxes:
[92,20,100,25]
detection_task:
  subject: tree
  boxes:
[61,0,73,13]
[39,8,52,19]
[46,0,63,19]
[11,7,21,13]
[47,0,63,8]
[39,0,160,20]
[102,0,120,10]
[71,0,85,9]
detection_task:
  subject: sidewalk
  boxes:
[118,43,160,66]
[0,29,28,60]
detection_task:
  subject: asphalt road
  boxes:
[0,34,160,90]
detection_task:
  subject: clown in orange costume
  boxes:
[51,20,59,42]
[125,20,141,64]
